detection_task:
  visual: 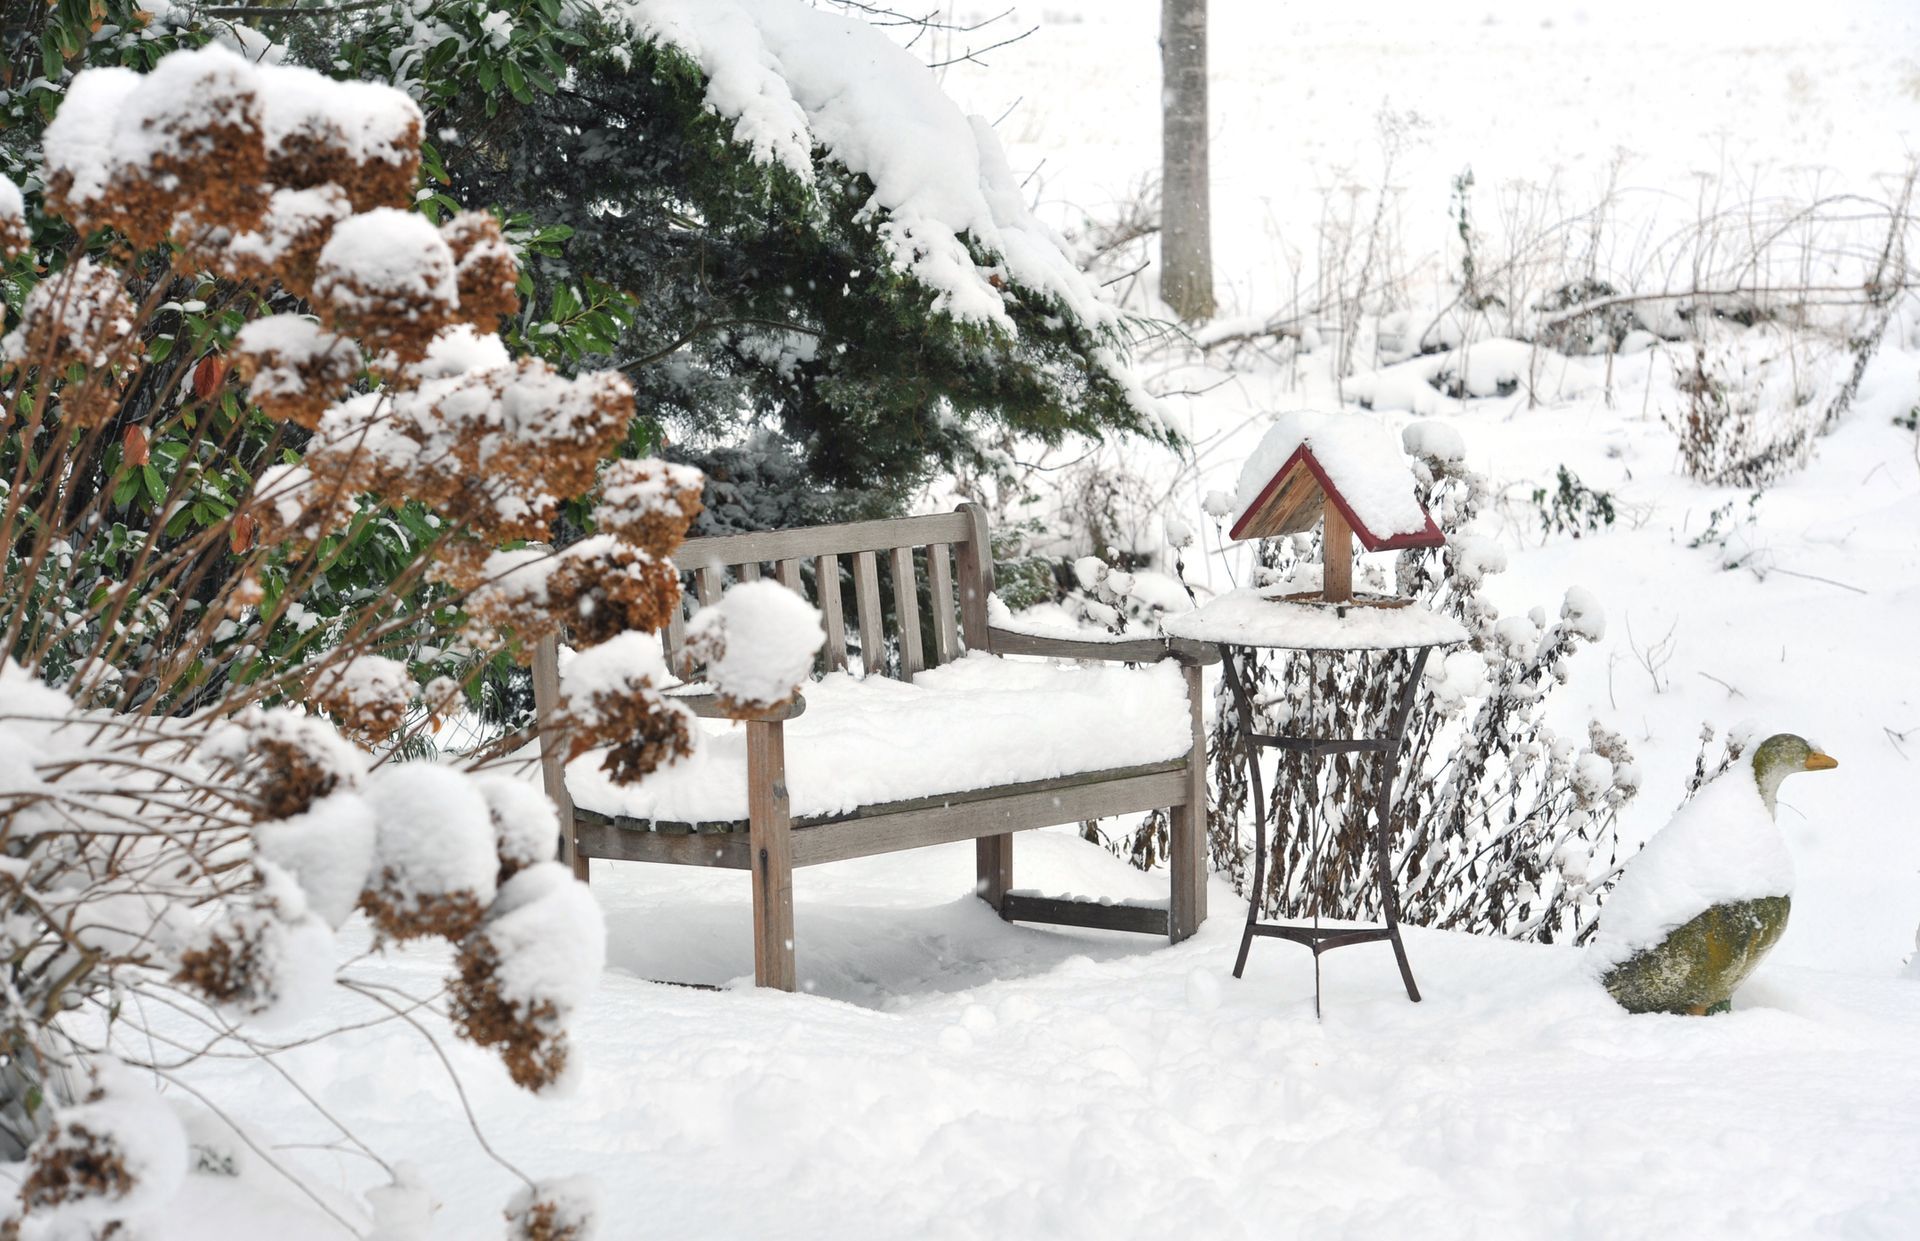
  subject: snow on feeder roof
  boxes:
[1227,411,1445,550]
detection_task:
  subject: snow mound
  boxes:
[1162,587,1469,650]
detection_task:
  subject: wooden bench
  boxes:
[530,503,1214,990]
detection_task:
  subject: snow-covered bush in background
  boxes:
[0,45,711,1237]
[1200,422,1638,943]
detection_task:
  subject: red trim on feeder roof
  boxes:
[1227,445,1447,551]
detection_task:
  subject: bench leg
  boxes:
[747,721,796,990]
[977,834,1012,915]
[1169,661,1208,943]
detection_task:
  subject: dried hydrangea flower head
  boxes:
[308,653,416,744]
[450,863,606,1093]
[215,184,356,298]
[100,45,271,245]
[230,313,361,428]
[442,210,522,328]
[259,64,423,213]
[312,208,460,364]
[0,175,27,259]
[594,457,706,558]
[40,65,143,236]
[546,535,683,646]
[554,630,695,784]
[0,258,137,424]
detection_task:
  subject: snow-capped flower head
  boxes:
[0,259,137,423]
[257,64,423,213]
[682,580,824,712]
[506,1175,601,1241]
[450,862,605,1094]
[313,207,460,365]
[230,312,362,429]
[0,174,27,259]
[309,653,417,744]
[593,458,705,559]
[556,630,695,787]
[15,1061,190,1231]
[441,209,522,329]
[359,762,500,942]
[107,44,271,244]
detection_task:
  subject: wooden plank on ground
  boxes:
[852,550,884,677]
[1000,893,1169,936]
[889,544,923,679]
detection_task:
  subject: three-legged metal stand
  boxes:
[1220,642,1434,1015]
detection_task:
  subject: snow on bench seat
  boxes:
[566,651,1192,826]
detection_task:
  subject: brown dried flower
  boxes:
[593,458,705,559]
[442,211,521,329]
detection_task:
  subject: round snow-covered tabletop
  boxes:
[1159,587,1468,651]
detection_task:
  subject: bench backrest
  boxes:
[666,503,995,680]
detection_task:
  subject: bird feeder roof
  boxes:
[1227,412,1446,550]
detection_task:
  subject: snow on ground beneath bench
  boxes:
[154,834,1920,1239]
[567,652,1192,823]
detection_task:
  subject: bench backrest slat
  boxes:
[666,506,989,681]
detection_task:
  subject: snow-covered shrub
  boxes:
[1202,424,1639,943]
[1668,325,1820,487]
[0,46,709,1234]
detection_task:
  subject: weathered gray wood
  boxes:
[852,550,885,677]
[1322,506,1353,604]
[669,691,806,722]
[888,544,923,679]
[776,558,805,595]
[793,765,1190,867]
[988,626,1175,664]
[531,633,587,883]
[977,835,1011,912]
[1169,661,1207,943]
[664,586,687,665]
[814,554,847,672]
[674,511,974,571]
[747,720,796,991]
[1000,893,1170,936]
[738,561,762,582]
[696,566,723,607]
[574,819,752,869]
[953,503,993,652]
[582,760,1186,838]
[926,542,959,666]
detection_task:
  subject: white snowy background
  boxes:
[104,1,1920,1236]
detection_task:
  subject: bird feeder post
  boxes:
[1321,505,1353,604]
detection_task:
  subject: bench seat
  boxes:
[566,653,1192,827]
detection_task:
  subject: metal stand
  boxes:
[1220,642,1434,1015]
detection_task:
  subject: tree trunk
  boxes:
[1160,0,1215,322]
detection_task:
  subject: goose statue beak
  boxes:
[1805,750,1838,771]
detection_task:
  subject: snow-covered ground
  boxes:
[152,2,1920,1236]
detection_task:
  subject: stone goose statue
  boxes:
[1593,734,1836,1015]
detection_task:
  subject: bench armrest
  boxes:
[986,626,1220,666]
[670,691,807,722]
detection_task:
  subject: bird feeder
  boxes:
[1226,411,1445,606]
